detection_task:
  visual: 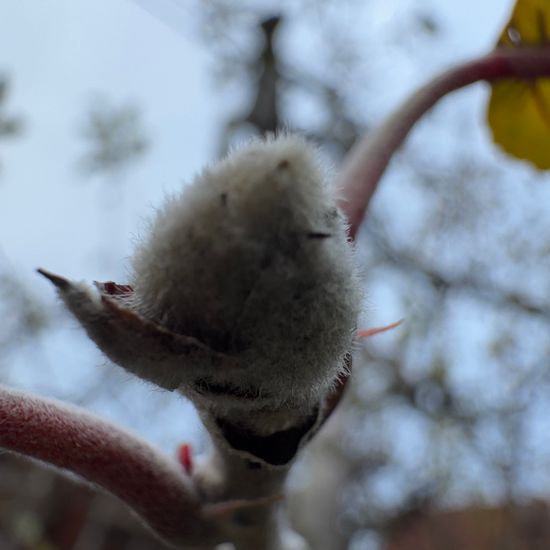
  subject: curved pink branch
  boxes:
[338,46,550,240]
[0,385,209,547]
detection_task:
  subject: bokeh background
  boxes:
[2,1,550,548]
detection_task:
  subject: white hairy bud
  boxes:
[131,135,361,411]
[39,135,361,455]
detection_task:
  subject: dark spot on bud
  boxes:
[259,252,272,270]
[306,232,332,239]
[220,192,228,207]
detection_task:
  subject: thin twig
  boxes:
[338,46,550,240]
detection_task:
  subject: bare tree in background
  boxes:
[79,98,148,177]
[0,75,22,176]
[0,77,46,382]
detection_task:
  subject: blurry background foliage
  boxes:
[78,98,148,178]
[2,0,550,549]
[0,77,23,171]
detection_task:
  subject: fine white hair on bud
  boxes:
[130,134,361,413]
[38,134,361,455]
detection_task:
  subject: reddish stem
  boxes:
[0,386,207,545]
[338,46,550,240]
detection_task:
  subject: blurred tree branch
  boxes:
[0,76,23,177]
[79,98,148,177]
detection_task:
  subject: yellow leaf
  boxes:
[497,0,550,46]
[488,79,550,169]
[487,0,550,169]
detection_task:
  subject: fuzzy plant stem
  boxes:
[338,46,550,240]
[0,385,215,549]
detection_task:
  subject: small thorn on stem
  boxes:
[178,443,193,475]
[36,268,70,290]
[358,319,403,338]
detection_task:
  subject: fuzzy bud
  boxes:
[39,135,361,460]
[131,135,361,412]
